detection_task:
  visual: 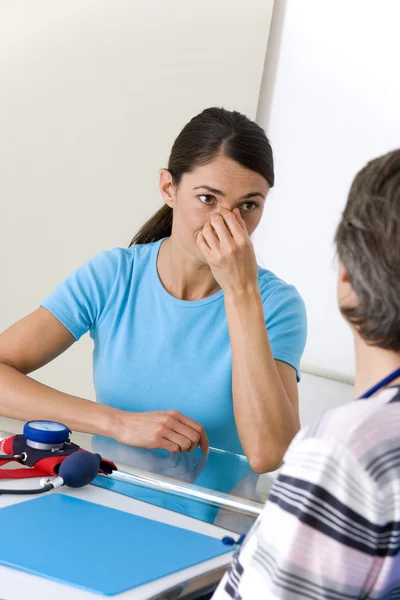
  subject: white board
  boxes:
[255,0,400,382]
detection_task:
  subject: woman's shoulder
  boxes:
[100,240,156,258]
[67,241,159,295]
[257,266,302,302]
[257,265,307,324]
[92,240,158,270]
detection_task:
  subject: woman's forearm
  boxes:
[0,362,116,436]
[0,363,209,454]
[225,288,299,473]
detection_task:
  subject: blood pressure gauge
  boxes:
[23,420,71,450]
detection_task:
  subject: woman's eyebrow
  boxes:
[193,185,265,200]
[242,192,265,200]
[193,185,225,196]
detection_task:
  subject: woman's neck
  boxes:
[157,237,221,301]
[354,333,400,397]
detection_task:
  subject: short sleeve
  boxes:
[262,282,307,380]
[40,249,122,340]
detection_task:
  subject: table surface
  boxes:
[0,417,276,531]
[0,417,275,600]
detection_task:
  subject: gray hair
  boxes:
[335,149,400,351]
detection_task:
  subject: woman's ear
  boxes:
[159,169,176,209]
[337,262,359,310]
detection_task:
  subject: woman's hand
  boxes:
[112,409,209,454]
[196,208,259,294]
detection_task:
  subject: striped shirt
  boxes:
[213,385,400,599]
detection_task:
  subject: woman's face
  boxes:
[160,154,270,262]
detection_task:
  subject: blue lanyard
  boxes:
[360,367,400,399]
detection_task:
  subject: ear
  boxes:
[337,262,359,310]
[159,169,176,209]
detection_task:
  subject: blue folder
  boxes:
[0,494,232,595]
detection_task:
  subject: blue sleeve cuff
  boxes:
[41,301,88,341]
[273,351,302,382]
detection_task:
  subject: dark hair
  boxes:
[335,149,400,351]
[129,107,274,246]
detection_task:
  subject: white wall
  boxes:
[298,373,353,426]
[0,0,274,400]
[255,0,400,382]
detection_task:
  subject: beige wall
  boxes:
[0,0,274,400]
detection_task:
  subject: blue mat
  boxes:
[0,494,231,595]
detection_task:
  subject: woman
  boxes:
[0,108,307,473]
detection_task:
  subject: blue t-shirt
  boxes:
[41,238,307,455]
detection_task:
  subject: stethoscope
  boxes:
[359,367,400,399]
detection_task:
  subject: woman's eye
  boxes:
[241,202,258,212]
[198,194,216,205]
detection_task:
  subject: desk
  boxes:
[0,418,274,599]
[0,417,276,533]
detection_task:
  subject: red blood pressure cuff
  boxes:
[0,435,117,479]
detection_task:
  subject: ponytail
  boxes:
[129,205,173,247]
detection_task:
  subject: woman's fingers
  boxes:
[219,209,247,239]
[233,208,248,232]
[210,213,233,245]
[196,232,211,258]
[176,412,210,454]
[199,210,247,256]
[159,410,209,454]
[201,221,220,251]
[170,422,200,452]
[161,439,182,454]
[115,410,208,455]
[197,429,210,454]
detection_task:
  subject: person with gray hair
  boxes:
[213,149,400,599]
